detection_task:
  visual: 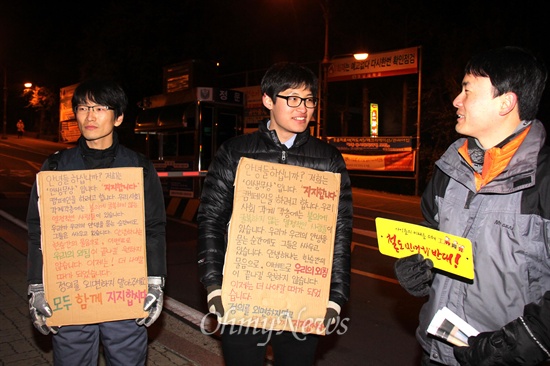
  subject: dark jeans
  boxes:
[221,326,319,366]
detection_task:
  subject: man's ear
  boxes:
[114,114,124,127]
[499,92,517,116]
[262,93,274,110]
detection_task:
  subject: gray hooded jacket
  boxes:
[417,120,550,365]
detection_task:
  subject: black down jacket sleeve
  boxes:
[454,291,550,365]
[196,142,237,288]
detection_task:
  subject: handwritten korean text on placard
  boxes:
[38,167,148,326]
[221,158,340,335]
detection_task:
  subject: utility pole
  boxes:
[317,0,330,140]
[2,67,7,139]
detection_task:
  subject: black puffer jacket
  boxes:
[197,120,353,307]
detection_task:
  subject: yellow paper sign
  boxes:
[37,168,148,326]
[376,217,474,280]
[221,157,340,335]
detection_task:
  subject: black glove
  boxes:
[207,285,224,318]
[323,302,341,329]
[394,253,434,297]
[454,316,550,365]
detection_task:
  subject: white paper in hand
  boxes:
[427,307,479,347]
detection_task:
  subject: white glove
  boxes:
[28,284,58,335]
[136,276,164,327]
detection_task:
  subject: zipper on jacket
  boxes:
[281,150,287,164]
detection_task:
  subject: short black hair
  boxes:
[465,46,547,121]
[261,62,318,100]
[72,79,128,119]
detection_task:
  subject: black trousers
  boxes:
[52,320,147,366]
[221,326,319,366]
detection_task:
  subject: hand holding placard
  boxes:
[376,218,474,280]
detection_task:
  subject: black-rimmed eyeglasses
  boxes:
[276,95,318,109]
[76,105,111,114]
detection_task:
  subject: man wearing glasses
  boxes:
[26,79,166,365]
[197,62,353,365]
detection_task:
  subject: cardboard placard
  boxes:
[37,168,148,326]
[220,158,340,335]
[376,217,474,280]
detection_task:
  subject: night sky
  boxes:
[2,0,550,122]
